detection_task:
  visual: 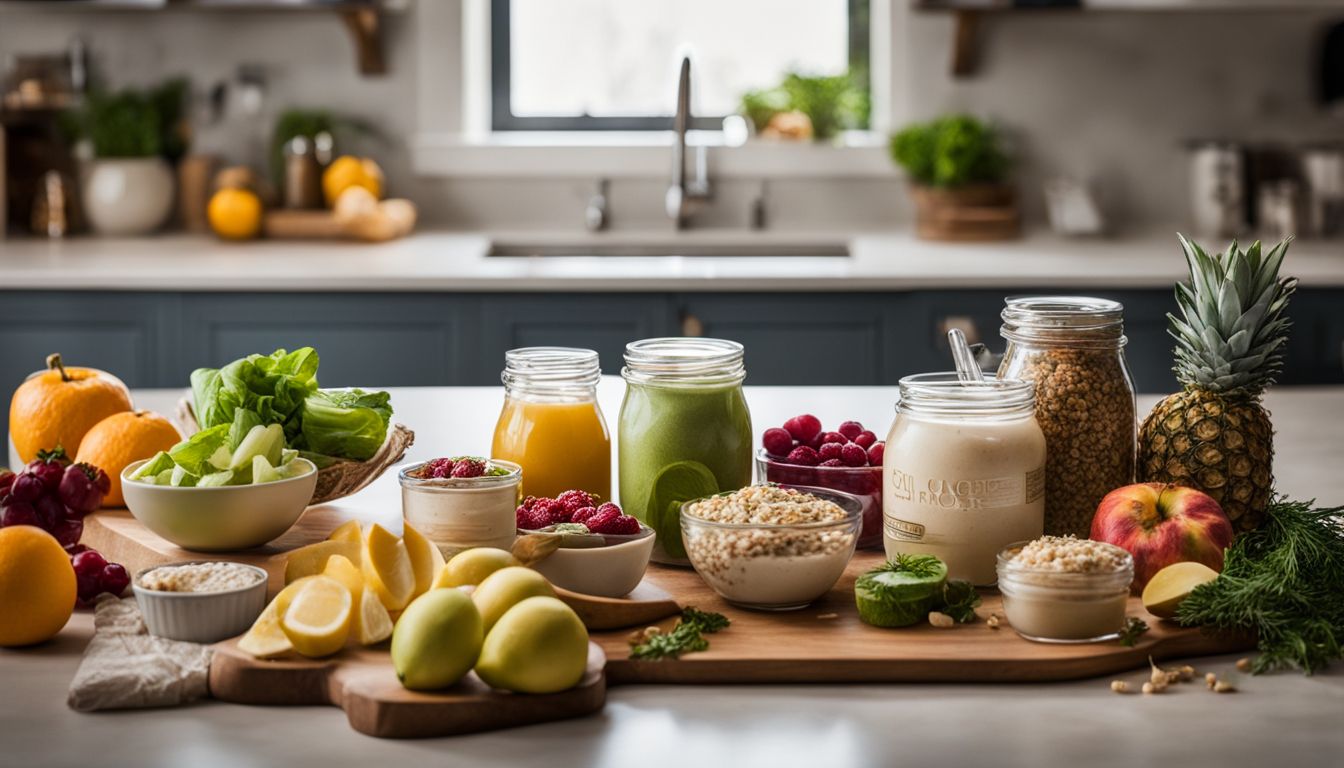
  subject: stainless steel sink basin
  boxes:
[486,239,850,258]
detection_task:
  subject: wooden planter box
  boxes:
[910,183,1020,242]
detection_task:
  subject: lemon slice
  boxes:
[284,540,361,584]
[281,575,353,658]
[356,588,394,645]
[238,576,315,659]
[362,523,416,611]
[326,520,362,545]
[403,522,446,598]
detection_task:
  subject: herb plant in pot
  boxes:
[890,115,1018,242]
[72,82,186,236]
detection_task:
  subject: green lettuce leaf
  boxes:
[191,347,320,438]
[167,424,231,477]
[227,407,263,451]
[297,389,391,461]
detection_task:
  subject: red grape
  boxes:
[853,430,878,449]
[100,563,130,598]
[866,441,885,466]
[0,469,14,503]
[761,427,794,457]
[782,414,822,443]
[72,550,109,604]
[33,495,66,531]
[1,502,39,528]
[8,472,44,504]
[51,517,84,549]
[59,463,109,516]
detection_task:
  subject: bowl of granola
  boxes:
[680,484,862,611]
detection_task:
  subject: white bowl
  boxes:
[121,458,318,552]
[132,561,268,643]
[530,527,656,598]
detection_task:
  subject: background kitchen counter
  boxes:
[1,383,1341,768]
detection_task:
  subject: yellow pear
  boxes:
[437,548,520,589]
[471,566,554,633]
[475,596,588,694]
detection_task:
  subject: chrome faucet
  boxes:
[665,56,711,229]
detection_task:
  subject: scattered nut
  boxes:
[1236,657,1253,673]
[1178,665,1196,682]
[928,611,956,628]
[1205,672,1218,689]
[816,613,839,620]
[1110,680,1130,694]
[987,614,1001,630]
[1142,681,1161,695]
[627,626,662,645]
[1213,680,1237,693]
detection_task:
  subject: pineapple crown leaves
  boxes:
[1170,234,1298,394]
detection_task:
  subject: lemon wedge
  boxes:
[327,519,362,545]
[356,588,394,645]
[238,576,315,659]
[284,540,361,584]
[281,575,353,658]
[403,522,445,598]
[362,523,416,611]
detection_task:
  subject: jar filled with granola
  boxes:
[997,296,1137,538]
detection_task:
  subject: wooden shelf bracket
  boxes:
[951,9,981,78]
[341,7,386,76]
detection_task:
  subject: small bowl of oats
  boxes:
[680,484,863,611]
[132,561,269,643]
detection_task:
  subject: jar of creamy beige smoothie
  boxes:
[399,460,522,558]
[882,373,1046,585]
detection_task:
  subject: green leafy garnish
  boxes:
[939,580,981,624]
[629,608,730,661]
[1177,497,1344,674]
[1118,617,1150,647]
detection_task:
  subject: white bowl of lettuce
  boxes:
[121,422,318,552]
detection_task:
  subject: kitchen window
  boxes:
[490,0,870,132]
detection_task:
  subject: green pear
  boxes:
[471,566,555,632]
[475,596,589,694]
[440,548,520,588]
[391,588,483,691]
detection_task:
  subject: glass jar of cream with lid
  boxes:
[882,373,1046,586]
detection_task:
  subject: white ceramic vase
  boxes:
[82,157,175,236]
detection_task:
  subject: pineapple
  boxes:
[1138,234,1297,531]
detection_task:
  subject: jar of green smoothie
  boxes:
[619,338,753,565]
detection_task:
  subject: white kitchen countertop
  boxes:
[2,382,1341,768]
[1,230,1341,292]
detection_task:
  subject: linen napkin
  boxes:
[67,594,213,712]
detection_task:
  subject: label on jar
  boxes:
[889,467,1044,510]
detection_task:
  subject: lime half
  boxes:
[646,460,720,560]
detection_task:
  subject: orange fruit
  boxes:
[9,354,132,464]
[207,187,263,241]
[0,526,77,647]
[75,411,182,507]
[322,155,383,207]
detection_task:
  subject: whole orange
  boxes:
[9,354,132,464]
[0,526,77,647]
[207,187,263,240]
[76,410,182,507]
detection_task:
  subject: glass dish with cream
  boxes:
[399,458,522,558]
[997,536,1134,643]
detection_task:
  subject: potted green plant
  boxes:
[889,115,1018,241]
[71,80,186,236]
[738,70,869,142]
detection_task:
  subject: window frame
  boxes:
[489,0,871,132]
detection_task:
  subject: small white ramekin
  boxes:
[132,562,269,644]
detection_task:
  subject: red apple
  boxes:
[1090,483,1234,592]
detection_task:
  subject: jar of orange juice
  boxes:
[491,347,611,501]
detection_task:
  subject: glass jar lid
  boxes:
[1000,296,1127,348]
[622,337,745,386]
[501,347,601,396]
[897,372,1036,418]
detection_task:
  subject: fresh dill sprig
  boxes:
[1118,617,1149,647]
[940,580,981,623]
[1177,496,1344,674]
[629,607,730,661]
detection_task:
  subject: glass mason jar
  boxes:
[618,338,753,566]
[882,373,1047,586]
[491,347,611,501]
[997,296,1137,538]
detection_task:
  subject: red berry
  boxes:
[532,498,570,525]
[556,490,595,514]
[27,451,68,491]
[66,543,88,557]
[516,505,549,530]
[520,496,540,510]
[101,563,130,598]
[838,421,864,440]
[819,458,845,467]
[570,506,599,524]
[840,444,868,467]
[807,431,827,450]
[1,502,39,528]
[761,428,794,457]
[782,414,822,443]
[8,472,44,504]
[450,459,485,478]
[59,463,109,516]
[0,469,14,503]
[867,442,885,466]
[786,446,820,467]
[854,430,877,449]
[51,517,83,549]
[820,431,847,446]
[72,550,109,603]
[595,501,622,516]
[590,512,640,535]
[424,458,455,478]
[818,442,845,462]
[34,495,65,531]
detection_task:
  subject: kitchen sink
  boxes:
[486,238,851,258]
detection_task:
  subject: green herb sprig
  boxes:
[1118,617,1150,647]
[940,580,981,624]
[1177,497,1344,674]
[629,608,730,661]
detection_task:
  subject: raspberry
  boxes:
[819,458,845,467]
[807,431,827,450]
[853,430,877,449]
[450,459,485,478]
[516,505,549,530]
[582,506,620,532]
[520,496,540,510]
[532,497,570,525]
[838,421,865,441]
[782,414,822,444]
[867,441,885,466]
[424,458,455,478]
[840,443,868,467]
[820,431,848,446]
[592,513,641,535]
[761,427,794,457]
[818,442,845,462]
[570,506,599,524]
[786,446,820,466]
[556,490,595,514]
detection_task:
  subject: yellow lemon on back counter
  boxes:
[322,155,383,207]
[0,526,77,647]
[207,187,263,240]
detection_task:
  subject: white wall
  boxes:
[2,4,1339,231]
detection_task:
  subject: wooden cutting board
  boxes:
[209,641,607,739]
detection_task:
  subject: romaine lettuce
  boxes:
[297,389,391,461]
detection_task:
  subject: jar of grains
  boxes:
[997,297,1137,538]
